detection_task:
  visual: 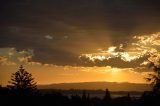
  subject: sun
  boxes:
[112,68,121,73]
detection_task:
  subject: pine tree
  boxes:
[8,65,37,94]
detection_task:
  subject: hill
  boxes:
[38,82,152,91]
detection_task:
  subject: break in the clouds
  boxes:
[0,48,43,66]
[80,32,160,68]
[0,0,160,67]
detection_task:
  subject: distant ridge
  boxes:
[38,82,152,91]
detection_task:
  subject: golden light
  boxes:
[107,46,117,53]
[112,68,121,73]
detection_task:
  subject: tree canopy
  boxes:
[8,65,37,94]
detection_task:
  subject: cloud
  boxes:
[0,48,42,66]
[0,56,16,66]
[44,35,53,40]
[79,32,160,68]
[79,55,147,68]
[63,35,69,39]
[0,0,160,66]
[1,32,160,68]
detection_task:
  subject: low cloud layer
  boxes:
[1,32,160,70]
[80,32,160,68]
[0,48,42,66]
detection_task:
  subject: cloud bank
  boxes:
[79,32,160,68]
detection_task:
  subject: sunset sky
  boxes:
[0,0,160,86]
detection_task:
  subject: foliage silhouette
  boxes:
[145,61,160,93]
[0,64,160,106]
[0,87,160,106]
[82,90,87,100]
[103,88,111,101]
[8,65,37,95]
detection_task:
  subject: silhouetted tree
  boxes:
[8,65,37,95]
[87,93,90,101]
[103,89,111,101]
[146,61,160,93]
[82,90,87,100]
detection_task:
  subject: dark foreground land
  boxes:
[0,88,160,106]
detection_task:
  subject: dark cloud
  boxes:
[79,55,148,68]
[0,0,160,66]
[32,47,79,66]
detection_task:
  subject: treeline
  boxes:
[39,89,143,95]
[0,87,160,106]
[1,65,160,106]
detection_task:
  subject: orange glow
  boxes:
[0,65,146,86]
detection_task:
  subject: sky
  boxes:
[0,0,160,86]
